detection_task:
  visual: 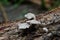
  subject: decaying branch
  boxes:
[0,7,60,30]
[36,7,60,25]
[0,7,60,40]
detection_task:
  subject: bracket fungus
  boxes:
[25,13,36,20]
[17,23,30,29]
[17,13,41,30]
[26,20,41,24]
[43,27,48,32]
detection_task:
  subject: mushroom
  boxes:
[26,20,41,24]
[25,13,36,20]
[43,27,48,32]
[17,23,30,29]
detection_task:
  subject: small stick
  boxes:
[0,3,9,24]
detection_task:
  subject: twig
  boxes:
[0,3,8,23]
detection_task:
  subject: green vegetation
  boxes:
[0,0,9,5]
[53,0,60,8]
[0,0,60,10]
[0,0,25,6]
[41,0,60,10]
[41,0,47,10]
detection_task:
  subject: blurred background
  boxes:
[0,0,60,23]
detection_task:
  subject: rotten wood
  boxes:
[0,7,60,32]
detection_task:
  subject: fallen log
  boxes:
[0,7,60,40]
[0,7,60,31]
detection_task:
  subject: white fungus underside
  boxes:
[26,20,41,24]
[18,23,30,29]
